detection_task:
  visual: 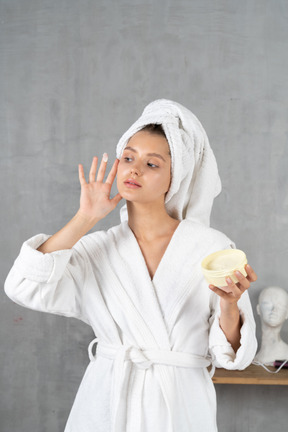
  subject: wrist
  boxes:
[74,210,100,230]
[220,299,239,316]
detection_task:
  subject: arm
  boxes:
[38,154,122,253]
[219,302,242,352]
[5,236,87,320]
[4,154,122,320]
[209,264,257,352]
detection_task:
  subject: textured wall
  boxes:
[1,0,288,431]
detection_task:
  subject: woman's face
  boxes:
[117,130,171,205]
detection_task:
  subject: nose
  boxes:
[130,167,142,176]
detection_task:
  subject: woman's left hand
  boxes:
[209,264,257,305]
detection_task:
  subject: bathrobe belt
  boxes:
[88,338,214,432]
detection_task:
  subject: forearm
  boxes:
[219,301,242,352]
[37,211,99,253]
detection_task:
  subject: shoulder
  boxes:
[181,219,235,250]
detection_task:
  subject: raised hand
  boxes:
[36,154,122,253]
[78,154,122,223]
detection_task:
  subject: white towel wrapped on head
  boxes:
[116,99,221,226]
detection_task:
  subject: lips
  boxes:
[124,178,142,188]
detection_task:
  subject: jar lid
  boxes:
[201,249,247,276]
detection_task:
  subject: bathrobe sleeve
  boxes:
[208,290,257,370]
[4,233,92,324]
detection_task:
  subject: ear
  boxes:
[256,304,260,316]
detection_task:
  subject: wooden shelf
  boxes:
[212,364,288,385]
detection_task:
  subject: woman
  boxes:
[5,99,257,431]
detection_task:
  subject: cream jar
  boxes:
[201,249,248,287]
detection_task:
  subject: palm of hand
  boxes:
[78,155,122,222]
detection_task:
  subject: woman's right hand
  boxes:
[77,154,122,223]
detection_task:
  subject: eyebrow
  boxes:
[124,146,168,162]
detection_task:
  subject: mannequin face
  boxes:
[117,130,171,205]
[257,287,288,327]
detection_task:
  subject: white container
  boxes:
[201,249,248,287]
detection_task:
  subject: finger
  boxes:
[89,157,98,183]
[106,159,119,185]
[110,193,122,207]
[210,278,236,295]
[224,276,244,296]
[96,153,108,182]
[209,284,234,300]
[233,271,251,291]
[78,164,87,186]
[245,264,258,282]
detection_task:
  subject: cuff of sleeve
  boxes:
[14,234,73,283]
[209,305,257,370]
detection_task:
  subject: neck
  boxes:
[127,201,180,242]
[260,322,282,344]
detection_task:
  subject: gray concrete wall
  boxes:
[1,0,288,430]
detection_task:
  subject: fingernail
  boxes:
[226,277,233,284]
[103,153,108,162]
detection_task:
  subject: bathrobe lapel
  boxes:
[151,220,226,332]
[115,220,202,345]
[100,220,224,348]
[114,221,172,349]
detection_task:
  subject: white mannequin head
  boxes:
[255,286,288,365]
[257,286,288,328]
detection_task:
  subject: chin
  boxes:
[266,320,282,327]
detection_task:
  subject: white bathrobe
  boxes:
[5,219,257,432]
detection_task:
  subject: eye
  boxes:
[147,162,159,168]
[123,156,133,162]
